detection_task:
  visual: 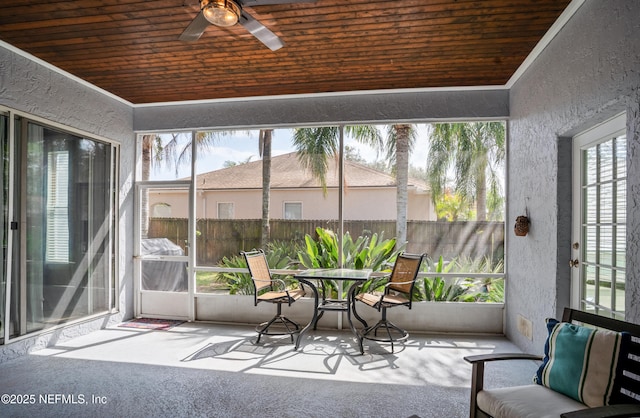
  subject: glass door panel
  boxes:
[1,113,117,343]
[1,113,7,342]
[24,123,114,331]
[572,113,626,319]
[136,183,191,319]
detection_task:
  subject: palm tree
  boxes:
[259,129,272,248]
[292,124,416,247]
[140,134,161,238]
[292,126,383,192]
[140,131,218,240]
[156,131,218,177]
[383,124,416,246]
[426,122,505,222]
[141,130,276,248]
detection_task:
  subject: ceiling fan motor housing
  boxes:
[201,0,241,27]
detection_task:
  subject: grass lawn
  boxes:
[196,271,230,294]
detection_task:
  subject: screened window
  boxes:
[141,124,506,302]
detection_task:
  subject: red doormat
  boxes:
[118,318,185,330]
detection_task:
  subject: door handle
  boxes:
[569,259,579,268]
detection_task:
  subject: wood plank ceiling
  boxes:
[0,0,572,104]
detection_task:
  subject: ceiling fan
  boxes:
[180,0,314,51]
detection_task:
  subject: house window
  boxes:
[218,202,234,219]
[152,203,172,217]
[284,202,302,220]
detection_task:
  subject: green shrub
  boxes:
[297,227,398,271]
[214,230,504,303]
[215,240,302,295]
[297,227,400,298]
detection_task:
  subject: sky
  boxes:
[148,124,434,181]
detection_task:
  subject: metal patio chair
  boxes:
[355,252,426,354]
[241,250,306,344]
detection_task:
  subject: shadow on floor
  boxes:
[0,322,539,418]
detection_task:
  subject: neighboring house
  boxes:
[149,152,435,221]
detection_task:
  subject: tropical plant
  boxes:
[435,190,475,221]
[484,278,505,303]
[455,254,505,302]
[419,254,505,302]
[419,256,473,302]
[297,227,398,271]
[213,230,504,303]
[426,122,506,221]
[297,227,399,298]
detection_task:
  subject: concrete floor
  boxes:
[0,322,539,417]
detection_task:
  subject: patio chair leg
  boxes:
[359,311,409,354]
[256,315,280,344]
[312,311,325,330]
[280,316,300,343]
[255,304,301,344]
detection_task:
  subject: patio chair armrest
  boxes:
[272,278,287,291]
[354,274,388,293]
[384,279,416,287]
[464,353,543,364]
[292,280,311,298]
[464,353,542,398]
[561,404,640,418]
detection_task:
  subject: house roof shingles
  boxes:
[196,152,428,191]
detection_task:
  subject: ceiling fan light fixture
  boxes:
[201,0,241,27]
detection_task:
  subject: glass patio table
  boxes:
[293,268,374,350]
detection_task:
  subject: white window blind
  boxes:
[46,151,70,262]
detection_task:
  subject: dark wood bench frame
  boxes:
[464,307,640,418]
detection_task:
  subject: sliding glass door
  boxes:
[1,112,8,342]
[2,111,118,342]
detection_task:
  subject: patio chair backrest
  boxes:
[388,253,426,295]
[243,250,273,293]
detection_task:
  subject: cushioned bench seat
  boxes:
[465,308,640,418]
[477,384,587,418]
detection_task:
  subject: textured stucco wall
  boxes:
[0,45,135,360]
[133,89,509,131]
[507,0,640,353]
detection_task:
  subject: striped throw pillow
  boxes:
[535,318,625,407]
[609,333,640,404]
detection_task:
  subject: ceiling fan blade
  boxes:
[239,13,285,51]
[241,0,316,5]
[179,11,210,42]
